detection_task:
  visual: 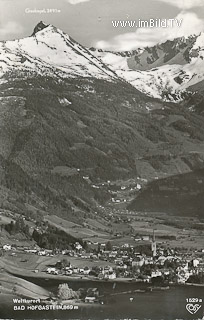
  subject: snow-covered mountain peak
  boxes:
[31,21,71,43]
[0,23,119,81]
[31,21,49,36]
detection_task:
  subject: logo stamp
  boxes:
[186,304,201,314]
[186,298,203,315]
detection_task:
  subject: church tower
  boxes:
[151,229,157,257]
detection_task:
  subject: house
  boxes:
[177,272,187,284]
[65,269,73,275]
[91,254,98,260]
[75,243,83,251]
[65,264,72,270]
[85,296,96,303]
[103,266,113,274]
[151,270,162,278]
[33,269,39,273]
[177,268,192,283]
[81,253,91,259]
[122,244,130,248]
[73,267,79,274]
[38,250,46,256]
[132,256,144,267]
[47,267,58,275]
[44,249,53,256]
[108,272,116,280]
[85,287,100,302]
[157,256,166,265]
[79,268,85,274]
[114,258,123,265]
[66,250,75,257]
[166,255,175,261]
[87,288,99,297]
[144,257,154,265]
[143,275,151,283]
[192,259,199,268]
[178,263,189,271]
[142,236,150,241]
[84,267,91,275]
[98,273,104,280]
[3,244,11,251]
[162,269,170,276]
[109,251,117,258]
[197,261,204,271]
[25,249,37,254]
[116,264,128,271]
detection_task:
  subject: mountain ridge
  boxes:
[91,32,204,102]
[0,21,120,82]
[1,22,204,103]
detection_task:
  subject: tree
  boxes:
[32,229,39,242]
[16,217,25,232]
[61,258,71,269]
[151,276,164,286]
[187,274,204,284]
[13,285,17,295]
[105,241,112,251]
[83,241,88,251]
[24,224,30,237]
[57,283,79,300]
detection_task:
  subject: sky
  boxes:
[0,0,204,51]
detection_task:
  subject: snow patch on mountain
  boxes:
[116,65,187,101]
[58,97,72,106]
[92,50,129,70]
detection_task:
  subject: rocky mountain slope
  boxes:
[0,22,204,219]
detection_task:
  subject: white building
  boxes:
[47,267,58,275]
[108,272,116,280]
[38,250,46,256]
[132,256,144,267]
[192,259,199,268]
[151,270,162,278]
[3,244,11,251]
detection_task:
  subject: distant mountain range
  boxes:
[91,33,204,102]
[1,21,204,103]
[0,21,204,218]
